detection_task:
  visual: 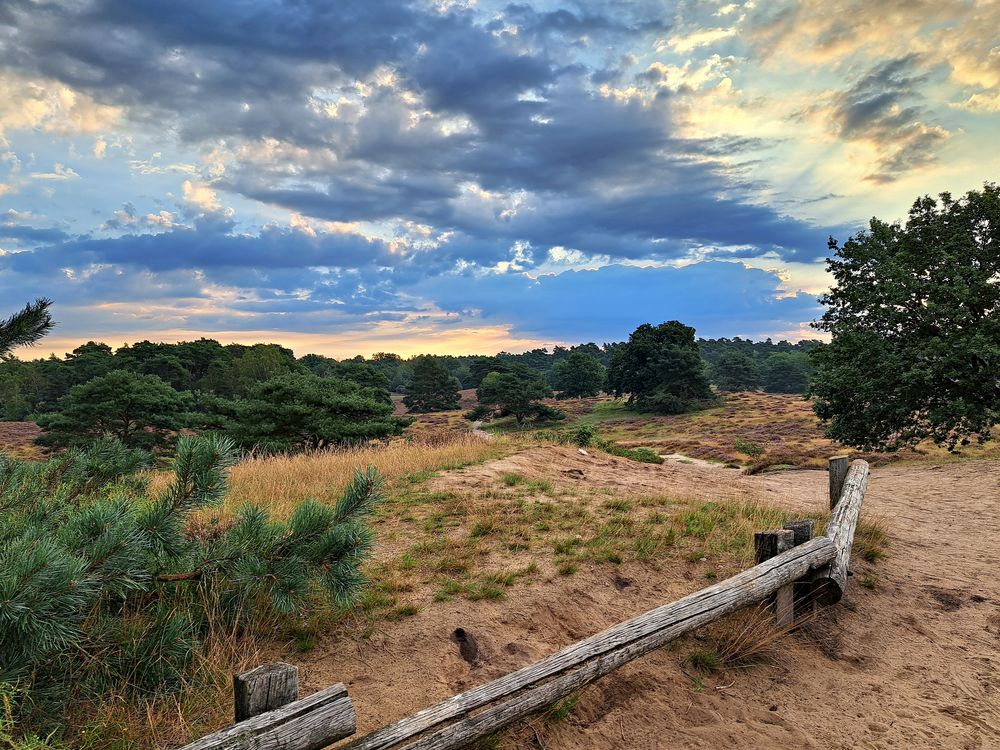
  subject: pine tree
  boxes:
[210,372,409,451]
[606,321,714,414]
[35,370,192,450]
[0,435,383,730]
[474,364,563,424]
[403,356,461,412]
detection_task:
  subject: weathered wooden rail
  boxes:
[178,457,871,750]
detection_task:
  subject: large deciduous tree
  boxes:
[403,356,462,412]
[811,183,1000,450]
[606,321,714,414]
[551,350,606,399]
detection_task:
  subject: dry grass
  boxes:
[560,392,1000,470]
[373,470,835,615]
[146,433,514,520]
[63,610,265,750]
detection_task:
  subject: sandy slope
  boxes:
[303,451,999,750]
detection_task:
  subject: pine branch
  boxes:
[0,298,54,356]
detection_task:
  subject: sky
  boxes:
[1,0,998,358]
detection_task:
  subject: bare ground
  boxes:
[0,421,42,459]
[297,448,1000,749]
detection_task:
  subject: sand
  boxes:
[298,449,999,749]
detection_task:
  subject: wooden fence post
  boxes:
[783,520,815,618]
[754,529,795,627]
[829,456,849,509]
[814,460,871,605]
[234,662,299,722]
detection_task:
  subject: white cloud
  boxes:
[30,163,80,181]
[182,180,223,213]
[664,27,736,54]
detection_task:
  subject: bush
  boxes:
[733,437,765,457]
[572,424,596,447]
[595,438,664,464]
[0,436,382,733]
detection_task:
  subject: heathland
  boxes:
[2,390,997,748]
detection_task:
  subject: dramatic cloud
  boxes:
[825,56,950,183]
[0,0,996,353]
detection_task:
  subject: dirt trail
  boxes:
[303,451,1000,750]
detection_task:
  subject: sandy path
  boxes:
[752,462,1000,748]
[302,453,1000,750]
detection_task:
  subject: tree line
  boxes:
[5,182,995,454]
[0,329,818,435]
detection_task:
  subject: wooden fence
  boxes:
[179,457,870,750]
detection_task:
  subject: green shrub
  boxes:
[733,437,765,457]
[0,436,382,734]
[572,424,596,447]
[595,438,664,464]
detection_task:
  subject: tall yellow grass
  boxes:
[204,434,510,518]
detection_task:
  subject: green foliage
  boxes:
[544,695,579,722]
[687,648,721,671]
[811,184,1000,450]
[607,321,714,414]
[0,436,382,732]
[551,350,606,399]
[403,356,461,412]
[298,353,339,377]
[476,365,563,425]
[712,351,759,392]
[212,372,409,451]
[1,683,67,750]
[572,424,596,447]
[594,438,664,464]
[0,300,54,358]
[468,356,510,388]
[760,352,811,394]
[35,370,192,450]
[733,437,764,457]
[114,341,193,390]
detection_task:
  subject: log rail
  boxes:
[179,457,871,750]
